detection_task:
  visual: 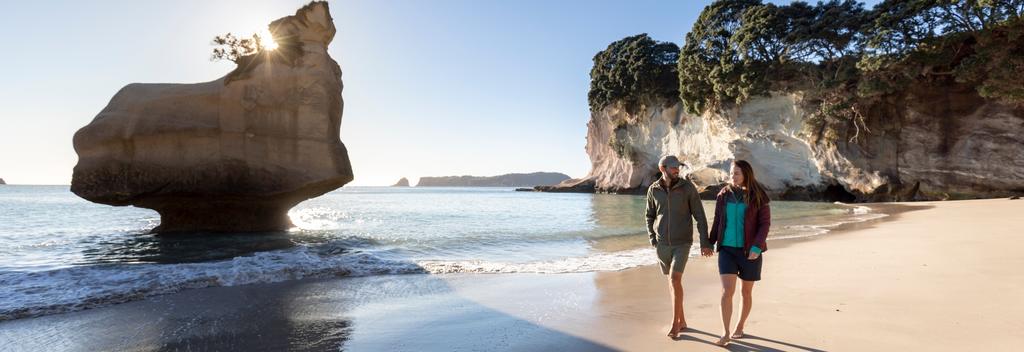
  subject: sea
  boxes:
[0,185,886,321]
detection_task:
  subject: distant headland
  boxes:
[415,172,570,187]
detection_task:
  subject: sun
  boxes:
[259,28,279,50]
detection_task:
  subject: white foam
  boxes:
[418,243,721,275]
[775,204,888,240]
[419,248,658,274]
[851,205,871,215]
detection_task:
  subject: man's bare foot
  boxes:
[731,329,744,339]
[716,335,731,346]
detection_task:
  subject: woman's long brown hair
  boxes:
[734,160,769,209]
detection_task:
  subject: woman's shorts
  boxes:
[718,246,762,281]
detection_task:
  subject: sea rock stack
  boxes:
[392,177,410,187]
[71,2,352,233]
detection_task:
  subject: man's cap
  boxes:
[659,155,681,168]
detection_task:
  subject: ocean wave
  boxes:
[0,244,670,321]
[0,247,425,321]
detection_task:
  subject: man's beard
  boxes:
[663,173,679,182]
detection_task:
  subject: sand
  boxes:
[2,198,1022,351]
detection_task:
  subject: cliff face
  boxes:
[417,172,570,187]
[897,82,1024,199]
[564,85,1023,201]
[578,95,830,196]
[71,2,353,232]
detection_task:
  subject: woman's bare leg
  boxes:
[717,274,737,346]
[733,280,755,338]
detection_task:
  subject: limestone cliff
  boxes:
[554,85,1024,201]
[71,2,353,232]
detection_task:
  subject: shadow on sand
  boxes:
[675,328,826,352]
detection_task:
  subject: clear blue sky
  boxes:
[0,0,878,186]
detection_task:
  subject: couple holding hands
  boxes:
[645,155,771,347]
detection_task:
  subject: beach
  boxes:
[2,198,1021,351]
[3,0,1023,351]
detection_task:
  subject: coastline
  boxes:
[2,198,1021,351]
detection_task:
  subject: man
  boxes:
[645,155,713,339]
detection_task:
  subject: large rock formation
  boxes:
[71,2,352,232]
[549,84,1024,201]
[417,172,571,187]
[0,178,5,185]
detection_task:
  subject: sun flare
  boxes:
[259,29,279,50]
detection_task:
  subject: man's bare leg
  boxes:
[667,271,685,338]
[717,274,737,346]
[733,280,755,338]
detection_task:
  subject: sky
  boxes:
[0,0,879,186]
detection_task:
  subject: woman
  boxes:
[708,160,771,346]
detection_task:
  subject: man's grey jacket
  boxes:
[645,179,711,249]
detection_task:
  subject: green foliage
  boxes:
[588,34,680,114]
[678,0,759,115]
[953,17,1024,102]
[734,3,792,63]
[858,0,1024,101]
[211,32,269,63]
[678,0,869,115]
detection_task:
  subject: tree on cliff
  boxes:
[588,34,680,114]
[677,0,760,115]
[678,0,869,116]
[210,32,270,63]
[858,0,1024,102]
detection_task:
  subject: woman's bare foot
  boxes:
[667,322,684,338]
[716,335,731,346]
[731,329,744,339]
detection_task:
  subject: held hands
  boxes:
[650,238,658,247]
[700,248,713,257]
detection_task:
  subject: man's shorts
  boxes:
[656,243,691,275]
[718,246,762,281]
